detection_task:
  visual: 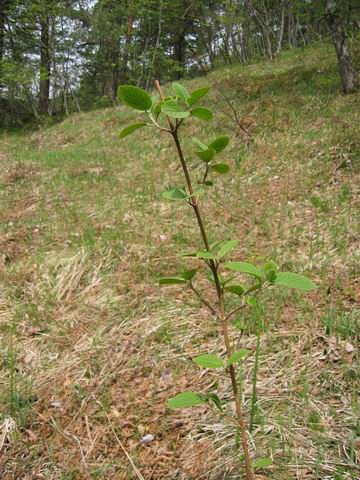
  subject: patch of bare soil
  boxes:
[0,163,38,185]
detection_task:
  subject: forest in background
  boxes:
[0,0,360,127]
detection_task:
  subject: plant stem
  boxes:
[250,323,261,432]
[9,330,15,416]
[250,304,264,432]
[155,80,254,480]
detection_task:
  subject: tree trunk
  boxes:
[39,15,51,113]
[174,33,185,79]
[0,0,7,85]
[325,0,359,93]
[276,0,286,55]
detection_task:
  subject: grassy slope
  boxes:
[0,43,359,479]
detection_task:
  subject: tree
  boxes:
[325,0,359,93]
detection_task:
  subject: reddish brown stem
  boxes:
[155,80,254,480]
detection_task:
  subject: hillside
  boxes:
[0,43,359,479]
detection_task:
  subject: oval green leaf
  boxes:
[162,188,187,200]
[195,148,216,163]
[181,269,198,281]
[193,354,224,369]
[218,240,238,259]
[161,100,190,119]
[172,82,190,103]
[193,138,208,150]
[188,86,210,106]
[191,107,213,121]
[210,163,229,174]
[224,284,244,296]
[196,251,217,260]
[208,136,230,153]
[224,261,264,280]
[118,85,152,111]
[274,272,317,291]
[227,349,251,366]
[119,122,147,139]
[168,392,206,409]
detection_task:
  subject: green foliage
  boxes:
[172,82,190,103]
[217,240,238,259]
[210,163,229,174]
[208,136,230,153]
[227,349,251,366]
[196,251,217,260]
[190,107,213,121]
[274,272,317,291]
[225,284,244,296]
[162,100,190,118]
[162,188,187,200]
[181,269,198,281]
[159,277,187,285]
[119,123,147,138]
[168,392,206,408]
[225,261,264,280]
[195,148,216,163]
[118,80,317,479]
[188,87,210,106]
[118,85,152,111]
[193,354,225,368]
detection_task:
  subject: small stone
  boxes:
[140,434,154,445]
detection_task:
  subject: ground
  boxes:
[0,43,359,479]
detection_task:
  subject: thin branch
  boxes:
[225,303,247,322]
[189,283,221,319]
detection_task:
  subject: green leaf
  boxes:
[188,86,210,106]
[253,458,273,469]
[274,272,317,291]
[195,148,216,163]
[227,349,251,366]
[210,163,229,174]
[225,261,264,279]
[206,393,223,411]
[161,100,190,119]
[168,392,206,409]
[204,180,214,187]
[263,260,278,282]
[224,284,244,296]
[172,82,190,103]
[159,277,187,285]
[193,138,208,150]
[152,101,163,117]
[193,354,224,369]
[119,122,147,139]
[162,188,187,200]
[191,107,213,121]
[208,136,230,153]
[181,269,198,281]
[218,240,238,259]
[263,260,278,273]
[247,296,259,307]
[196,251,217,260]
[118,85,152,111]
[181,251,197,257]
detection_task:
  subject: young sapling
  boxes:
[117,80,317,479]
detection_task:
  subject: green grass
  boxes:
[0,42,359,479]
